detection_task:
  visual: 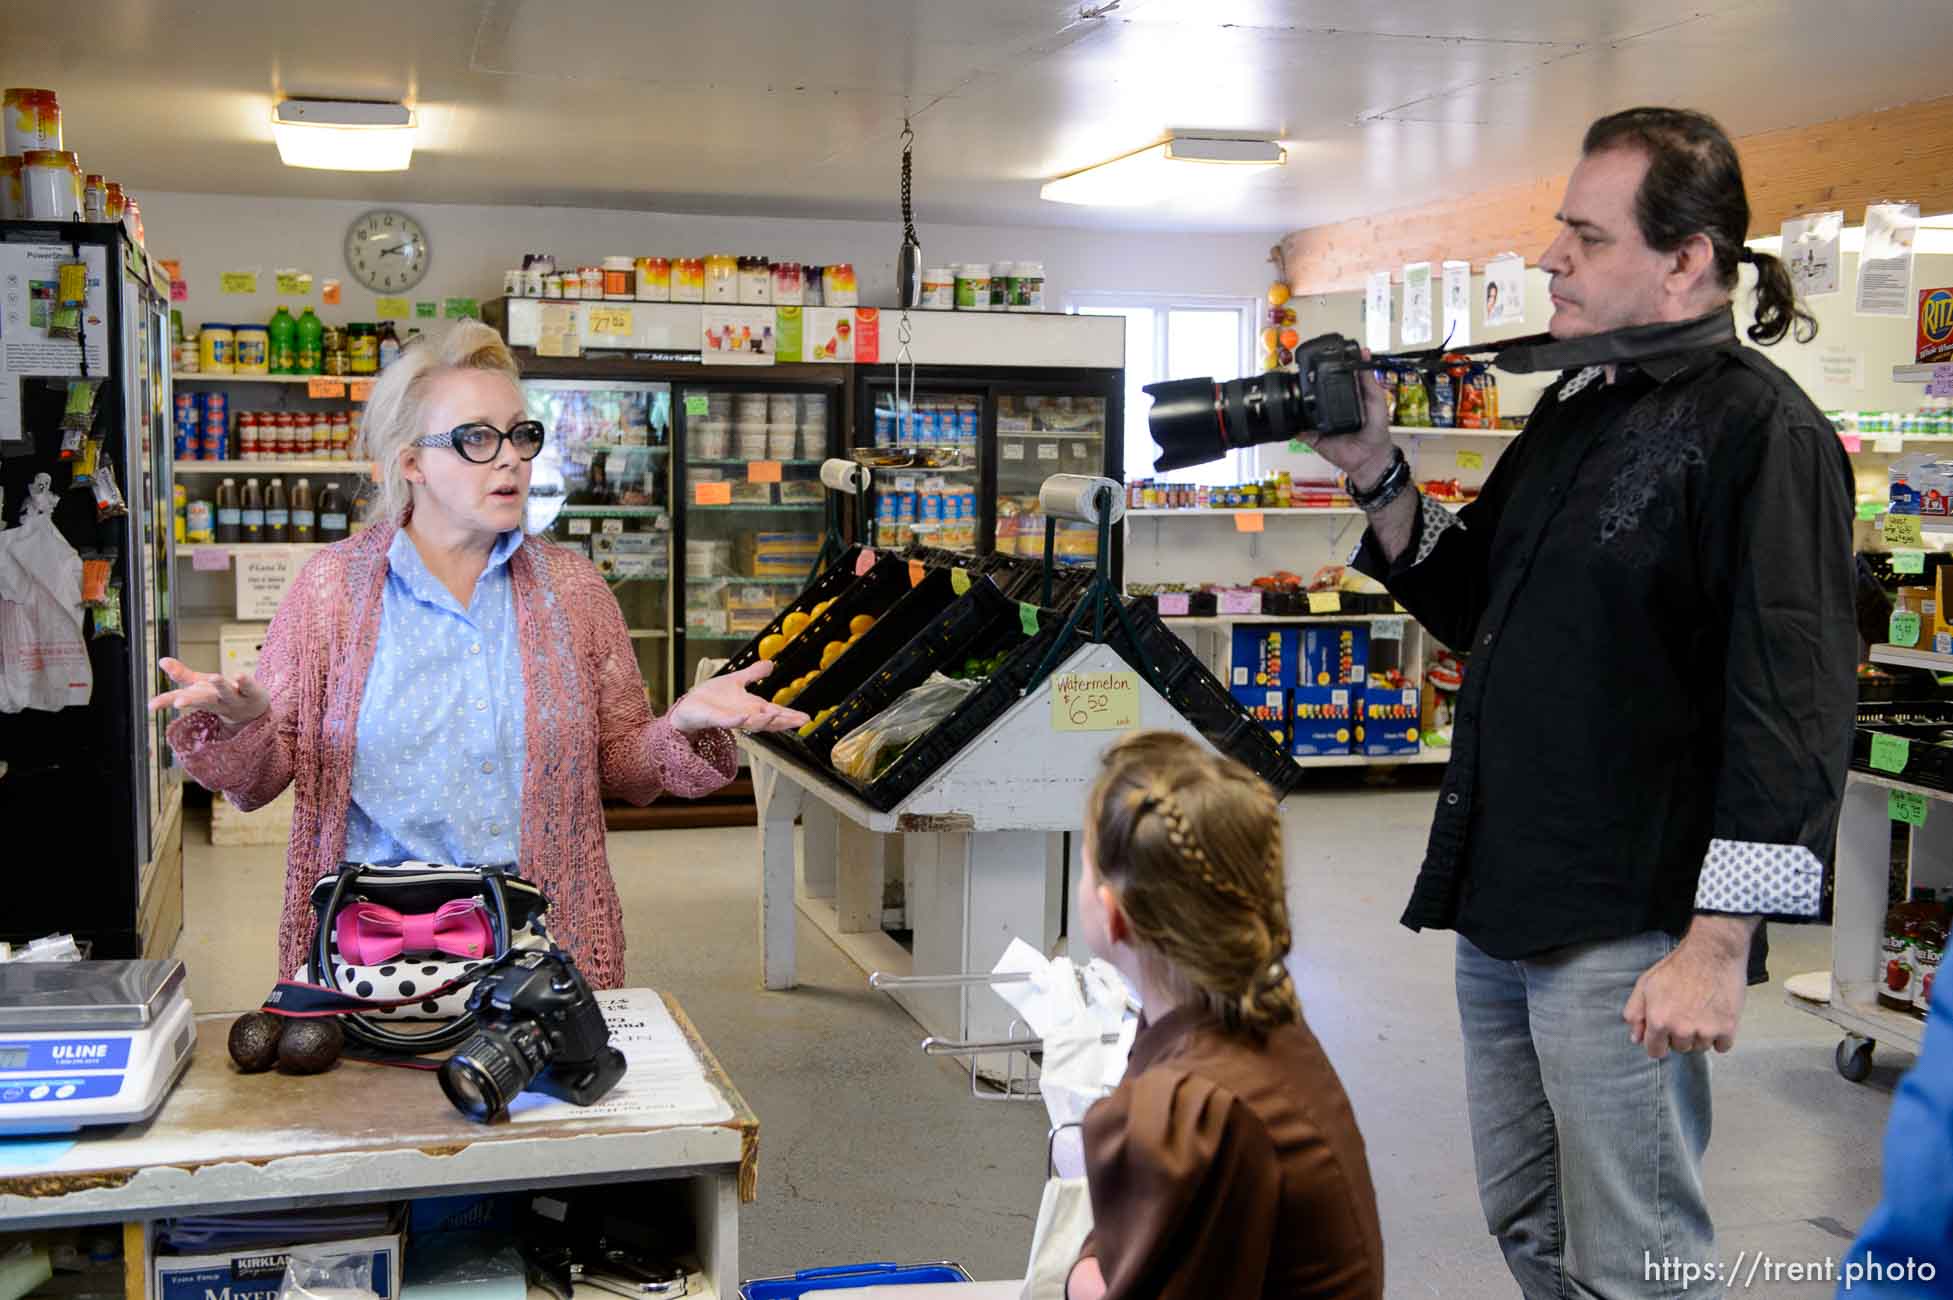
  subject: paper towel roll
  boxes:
[1037,474,1125,526]
[819,458,872,495]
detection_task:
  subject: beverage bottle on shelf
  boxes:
[377,322,402,369]
[264,476,289,542]
[1880,888,1942,1011]
[349,477,376,531]
[268,305,297,374]
[291,478,316,542]
[316,482,349,542]
[240,477,265,543]
[1915,901,1948,1017]
[215,478,242,543]
[296,307,324,375]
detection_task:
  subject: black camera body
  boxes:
[438,947,627,1122]
[1144,332,1369,472]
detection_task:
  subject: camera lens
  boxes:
[1141,377,1227,473]
[439,1026,541,1121]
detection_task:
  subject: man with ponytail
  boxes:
[1064,732,1383,1300]
[1306,107,1858,1297]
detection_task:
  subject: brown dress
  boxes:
[1076,1003,1384,1299]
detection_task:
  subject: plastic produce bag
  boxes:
[277,1248,379,1300]
[830,675,981,782]
[0,512,92,713]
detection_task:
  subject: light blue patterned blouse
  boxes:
[344,527,527,866]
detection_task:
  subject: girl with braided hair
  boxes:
[1065,732,1384,1300]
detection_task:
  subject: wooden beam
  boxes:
[1279,95,1953,295]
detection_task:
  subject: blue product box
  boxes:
[408,1194,514,1238]
[1301,625,1369,687]
[1231,686,1288,749]
[960,406,979,438]
[1356,686,1422,756]
[1229,626,1295,689]
[154,1231,403,1300]
[1291,685,1354,756]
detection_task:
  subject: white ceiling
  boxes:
[5,0,1951,235]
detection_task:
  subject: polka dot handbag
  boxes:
[295,862,550,1054]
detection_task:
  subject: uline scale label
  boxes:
[0,1037,132,1071]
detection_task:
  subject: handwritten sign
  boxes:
[191,547,230,572]
[1456,450,1485,471]
[220,271,258,295]
[1020,602,1040,636]
[854,548,876,576]
[349,381,372,402]
[1308,591,1343,614]
[1929,365,1953,397]
[1217,589,1262,615]
[685,395,710,417]
[951,567,972,595]
[1870,733,1911,775]
[234,546,301,620]
[1234,511,1265,533]
[1891,610,1923,647]
[1157,592,1191,616]
[1890,788,1929,826]
[747,461,782,483]
[1885,514,1925,548]
[1052,670,1140,732]
[587,307,634,335]
[1893,549,1926,575]
[694,481,732,506]
[375,296,410,320]
[908,559,926,587]
[443,297,481,320]
[307,378,346,399]
[275,270,313,295]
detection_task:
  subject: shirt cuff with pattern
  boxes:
[1693,838,1826,917]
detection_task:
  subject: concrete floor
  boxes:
[179,785,1908,1296]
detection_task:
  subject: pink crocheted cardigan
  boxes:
[168,520,738,989]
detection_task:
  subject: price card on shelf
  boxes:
[1937,631,1951,656]
[1002,443,1025,461]
[443,297,481,320]
[1037,443,1060,460]
[1893,549,1927,575]
[1891,610,1923,647]
[1217,589,1262,615]
[1234,511,1265,533]
[587,307,634,336]
[684,394,710,417]
[1884,514,1925,548]
[1157,592,1191,617]
[1876,434,1906,455]
[568,518,593,536]
[191,547,230,572]
[1870,732,1912,775]
[415,301,438,319]
[1929,365,1953,397]
[1373,616,1408,640]
[1456,450,1485,471]
[1051,670,1140,733]
[950,567,972,595]
[1020,602,1041,635]
[601,518,625,534]
[1890,788,1929,827]
[349,381,372,402]
[1308,591,1343,614]
[747,461,782,483]
[307,378,346,399]
[908,559,927,587]
[375,296,410,320]
[694,481,732,506]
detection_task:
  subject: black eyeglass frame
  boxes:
[412,420,548,463]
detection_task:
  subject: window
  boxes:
[1071,293,1255,486]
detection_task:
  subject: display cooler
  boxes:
[1,220,181,956]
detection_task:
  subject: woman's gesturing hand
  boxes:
[148,657,272,730]
[666,660,810,735]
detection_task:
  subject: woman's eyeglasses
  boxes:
[412,421,547,464]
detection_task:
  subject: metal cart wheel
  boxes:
[1836,1034,1875,1083]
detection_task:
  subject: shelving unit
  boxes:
[1388,425,1518,438]
[1128,502,1468,518]
[1163,612,1409,627]
[558,504,667,518]
[175,459,371,474]
[172,372,370,387]
[1871,643,1953,672]
[1293,750,1449,769]
[176,542,332,561]
[690,503,823,512]
[1894,364,1951,383]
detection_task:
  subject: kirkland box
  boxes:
[1230,627,1295,689]
[154,1229,403,1300]
[1301,625,1368,687]
[1357,685,1422,756]
[1231,686,1289,749]
[1291,685,1353,757]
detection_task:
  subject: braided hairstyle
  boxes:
[1085,732,1298,1037]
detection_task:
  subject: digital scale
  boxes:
[0,959,196,1135]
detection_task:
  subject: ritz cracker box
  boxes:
[1920,286,1953,365]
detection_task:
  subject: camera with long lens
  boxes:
[1144,332,1369,472]
[438,947,626,1122]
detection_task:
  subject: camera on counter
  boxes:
[1143,332,1369,472]
[438,946,626,1122]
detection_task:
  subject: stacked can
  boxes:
[203,392,228,461]
[174,392,196,459]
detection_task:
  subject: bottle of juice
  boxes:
[291,478,316,542]
[241,477,265,543]
[267,305,297,374]
[1881,888,1943,1011]
[264,476,289,542]
[295,307,324,375]
[317,482,349,542]
[215,477,241,543]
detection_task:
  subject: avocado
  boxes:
[227,1011,284,1073]
[277,1016,346,1075]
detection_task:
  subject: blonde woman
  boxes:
[151,322,805,988]
[1068,732,1383,1300]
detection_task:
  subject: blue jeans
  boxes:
[1456,932,1716,1299]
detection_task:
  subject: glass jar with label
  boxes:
[347,323,379,375]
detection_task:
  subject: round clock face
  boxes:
[345,209,429,293]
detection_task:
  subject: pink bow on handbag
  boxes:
[335,899,494,966]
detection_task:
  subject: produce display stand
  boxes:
[0,991,757,1299]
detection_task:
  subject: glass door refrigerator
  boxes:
[852,367,1123,575]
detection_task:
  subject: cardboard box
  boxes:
[1938,568,1953,641]
[1919,287,1953,365]
[1301,625,1369,687]
[1231,686,1288,749]
[154,1228,403,1300]
[1291,685,1353,757]
[220,622,271,676]
[1356,686,1422,756]
[1230,627,1294,689]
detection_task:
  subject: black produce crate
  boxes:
[1261,591,1305,616]
[1341,592,1400,614]
[711,544,869,674]
[723,551,913,690]
[1856,698,1953,725]
[1851,723,1953,791]
[786,565,966,738]
[1188,590,1218,616]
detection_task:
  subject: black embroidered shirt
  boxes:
[1351,312,1858,960]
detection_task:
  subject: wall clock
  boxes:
[345,209,430,294]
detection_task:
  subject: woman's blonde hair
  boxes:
[355,321,522,523]
[1085,731,1299,1036]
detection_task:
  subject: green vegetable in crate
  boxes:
[830,676,985,785]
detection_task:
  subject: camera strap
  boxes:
[260,970,482,1018]
[1389,307,1737,375]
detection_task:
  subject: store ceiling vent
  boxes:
[1040,134,1285,207]
[273,99,416,172]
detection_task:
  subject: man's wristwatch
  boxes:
[1347,445,1412,513]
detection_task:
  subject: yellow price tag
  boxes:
[587,307,634,336]
[1308,591,1342,614]
[1051,670,1141,733]
[1884,514,1925,548]
[375,296,411,320]
[307,378,346,399]
[1456,450,1485,471]
[220,271,258,295]
[275,271,313,295]
[951,567,972,595]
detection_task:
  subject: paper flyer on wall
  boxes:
[1856,202,1918,317]
[1484,253,1525,327]
[508,988,734,1127]
[1441,260,1472,347]
[1401,262,1433,345]
[701,306,776,365]
[0,244,111,442]
[1364,271,1392,352]
[1780,210,1843,297]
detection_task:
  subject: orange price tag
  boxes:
[908,559,926,587]
[349,381,373,402]
[1234,511,1265,533]
[307,377,346,399]
[748,460,783,483]
[695,481,733,506]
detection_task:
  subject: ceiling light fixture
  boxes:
[273,99,416,172]
[1040,135,1286,207]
